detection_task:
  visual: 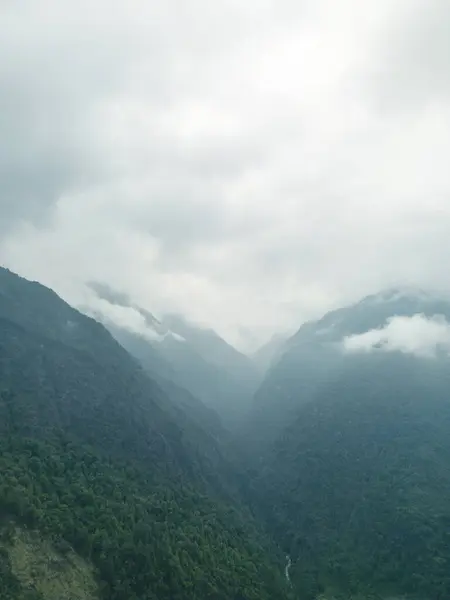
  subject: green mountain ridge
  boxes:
[86,281,260,428]
[0,266,292,600]
[4,267,450,600]
[242,290,450,599]
[247,287,450,450]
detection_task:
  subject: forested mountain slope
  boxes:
[243,289,450,599]
[160,313,257,382]
[247,287,450,450]
[105,322,226,441]
[7,268,450,600]
[0,267,292,600]
[87,282,260,428]
[251,333,288,374]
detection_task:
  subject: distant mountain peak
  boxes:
[363,285,448,305]
[82,280,259,427]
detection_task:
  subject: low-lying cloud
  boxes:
[84,295,165,343]
[343,314,450,358]
[83,282,187,344]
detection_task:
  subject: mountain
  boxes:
[0,268,226,481]
[103,322,226,440]
[252,333,288,374]
[7,269,450,599]
[242,288,450,599]
[161,313,256,379]
[247,286,450,449]
[0,267,292,600]
[86,282,260,428]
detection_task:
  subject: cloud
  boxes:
[2,1,450,351]
[83,295,165,343]
[343,314,450,358]
[84,282,187,343]
[87,281,132,309]
[170,332,187,343]
[364,0,450,113]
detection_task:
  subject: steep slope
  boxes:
[86,282,260,428]
[247,287,450,449]
[0,267,292,600]
[0,524,98,600]
[155,332,257,428]
[243,288,450,599]
[106,322,225,440]
[252,333,288,374]
[0,268,225,484]
[161,313,258,383]
[252,353,450,599]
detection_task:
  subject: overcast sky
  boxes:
[1,0,450,351]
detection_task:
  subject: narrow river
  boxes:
[285,555,292,585]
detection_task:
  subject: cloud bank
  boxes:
[343,314,450,358]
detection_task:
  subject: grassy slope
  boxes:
[0,521,98,600]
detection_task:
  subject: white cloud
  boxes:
[81,292,187,345]
[170,332,186,343]
[343,314,450,358]
[84,295,164,343]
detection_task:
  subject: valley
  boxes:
[1,269,450,599]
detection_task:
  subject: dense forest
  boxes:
[246,354,450,598]
[0,432,289,600]
[242,289,450,599]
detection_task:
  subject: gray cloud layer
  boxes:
[2,0,450,350]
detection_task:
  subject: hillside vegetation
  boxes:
[0,267,292,600]
[5,267,450,600]
[243,290,450,599]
